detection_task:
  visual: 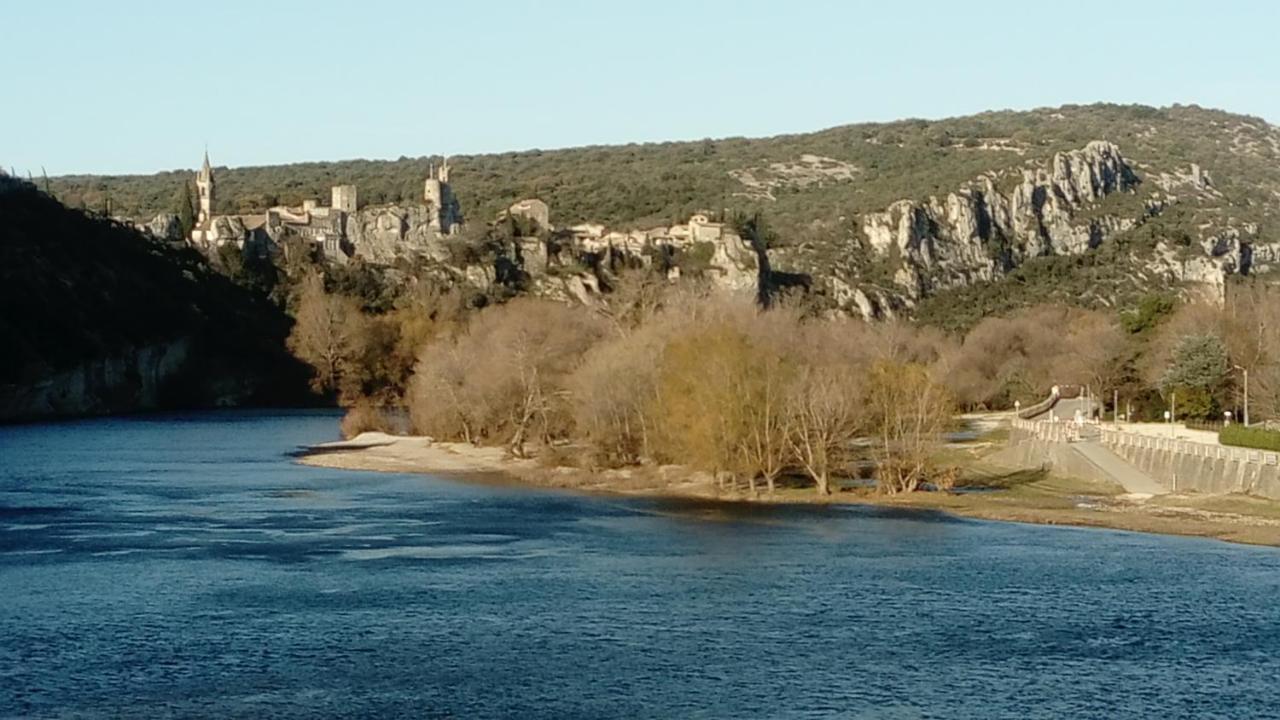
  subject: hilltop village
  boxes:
[185,152,463,264]
[161,152,765,300]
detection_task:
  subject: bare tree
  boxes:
[567,318,673,466]
[287,272,362,395]
[866,360,953,494]
[785,362,865,495]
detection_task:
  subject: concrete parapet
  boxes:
[1012,419,1280,500]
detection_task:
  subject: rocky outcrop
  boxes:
[1142,223,1280,302]
[0,339,191,421]
[144,213,183,242]
[823,141,1156,317]
[343,206,451,264]
[857,141,1140,306]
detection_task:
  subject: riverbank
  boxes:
[299,431,1280,547]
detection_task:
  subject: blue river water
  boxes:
[2,410,1279,719]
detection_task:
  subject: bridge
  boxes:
[1011,386,1165,496]
[1010,385,1280,498]
[1016,385,1100,423]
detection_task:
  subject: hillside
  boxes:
[49,103,1280,326]
[0,176,310,420]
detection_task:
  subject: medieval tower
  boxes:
[423,158,461,234]
[196,151,215,224]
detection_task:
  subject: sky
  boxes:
[3,0,1278,176]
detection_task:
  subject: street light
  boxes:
[1233,365,1250,427]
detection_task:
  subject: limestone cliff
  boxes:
[790,141,1280,320]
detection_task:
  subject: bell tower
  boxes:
[196,150,215,224]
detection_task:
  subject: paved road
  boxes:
[1028,396,1097,422]
[1071,441,1169,496]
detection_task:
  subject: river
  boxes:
[2,411,1278,718]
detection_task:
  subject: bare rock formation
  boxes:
[344,206,451,264]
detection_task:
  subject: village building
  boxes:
[187,151,462,263]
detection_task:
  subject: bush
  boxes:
[1219,424,1280,452]
[340,401,392,439]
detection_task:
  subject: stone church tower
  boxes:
[196,151,215,224]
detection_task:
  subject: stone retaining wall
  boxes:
[1008,419,1280,500]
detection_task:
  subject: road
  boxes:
[1071,440,1169,496]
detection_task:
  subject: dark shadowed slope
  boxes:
[0,176,310,420]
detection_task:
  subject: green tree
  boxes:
[1162,334,1229,393]
[175,181,195,238]
[1161,334,1229,420]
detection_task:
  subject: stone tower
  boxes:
[196,150,215,224]
[424,161,442,208]
[331,184,358,213]
[423,158,461,234]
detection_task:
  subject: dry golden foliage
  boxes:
[866,360,954,494]
[286,272,363,396]
[407,298,606,456]
[948,305,1125,409]
[340,400,392,439]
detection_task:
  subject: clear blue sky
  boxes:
[3,0,1277,176]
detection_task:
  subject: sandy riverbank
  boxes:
[299,433,726,497]
[299,432,1280,548]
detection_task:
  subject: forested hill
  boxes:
[47,103,1280,240]
[43,103,1280,332]
[0,176,309,420]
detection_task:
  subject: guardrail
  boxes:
[1011,418,1280,467]
[1016,394,1057,420]
[1011,417,1091,442]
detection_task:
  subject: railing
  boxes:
[1016,394,1057,420]
[1012,418,1280,467]
[1099,427,1280,467]
[1011,417,1091,443]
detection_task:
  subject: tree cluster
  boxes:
[404,289,955,495]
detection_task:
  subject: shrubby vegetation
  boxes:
[48,104,1280,263]
[941,283,1280,423]
[1220,425,1280,452]
[401,290,957,494]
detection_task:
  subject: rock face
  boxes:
[144,213,182,242]
[0,339,190,421]
[510,217,763,304]
[1142,223,1280,302]
[343,205,451,264]
[787,138,1280,320]
[856,141,1140,304]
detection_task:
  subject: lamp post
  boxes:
[1233,365,1250,427]
[1169,391,1177,438]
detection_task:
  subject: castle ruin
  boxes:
[188,151,463,263]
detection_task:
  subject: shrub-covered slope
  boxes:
[0,176,309,419]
